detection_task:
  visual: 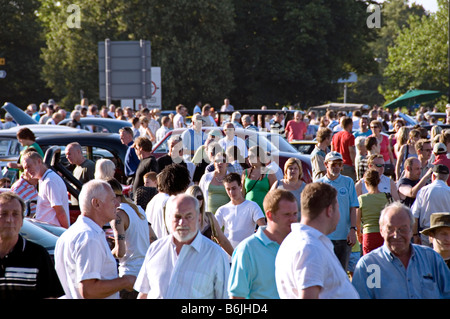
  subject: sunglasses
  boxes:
[196,195,204,201]
[370,126,380,129]
[374,164,384,168]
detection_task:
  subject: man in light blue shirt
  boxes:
[228,189,298,299]
[352,202,450,299]
[316,151,358,270]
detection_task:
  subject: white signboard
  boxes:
[121,67,162,110]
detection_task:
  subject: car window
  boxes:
[0,139,21,157]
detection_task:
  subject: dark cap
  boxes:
[432,164,449,175]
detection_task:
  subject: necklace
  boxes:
[215,175,225,183]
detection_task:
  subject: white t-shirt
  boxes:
[215,200,264,249]
[36,169,70,227]
[173,113,185,128]
[145,192,171,239]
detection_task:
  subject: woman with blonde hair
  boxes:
[185,185,234,256]
[107,178,156,298]
[393,126,410,159]
[270,157,305,218]
[139,116,156,142]
[94,158,116,180]
[395,128,420,180]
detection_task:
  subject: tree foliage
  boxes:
[0,0,51,109]
[381,0,448,106]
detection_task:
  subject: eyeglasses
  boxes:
[370,126,379,129]
[196,195,204,201]
[374,164,385,168]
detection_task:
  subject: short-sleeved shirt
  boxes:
[36,169,70,227]
[316,174,359,240]
[0,236,64,299]
[275,223,360,299]
[310,146,328,181]
[228,226,281,299]
[332,130,355,166]
[285,120,306,142]
[215,200,265,249]
[54,215,120,299]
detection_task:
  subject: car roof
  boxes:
[58,117,132,133]
[36,132,127,156]
[0,124,88,137]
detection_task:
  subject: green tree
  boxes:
[228,0,376,109]
[39,0,235,110]
[0,0,51,109]
[39,0,129,108]
[347,0,426,106]
[381,0,447,107]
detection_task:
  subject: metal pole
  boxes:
[105,39,111,108]
[140,39,147,110]
[448,0,450,102]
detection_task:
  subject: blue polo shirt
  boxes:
[228,226,280,299]
[316,174,359,241]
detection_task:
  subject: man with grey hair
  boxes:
[241,114,258,131]
[411,164,450,246]
[352,202,450,299]
[54,180,136,299]
[135,194,230,299]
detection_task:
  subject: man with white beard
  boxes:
[135,194,230,299]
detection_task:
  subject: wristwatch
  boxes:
[350,226,357,231]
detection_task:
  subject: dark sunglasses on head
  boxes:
[196,195,204,201]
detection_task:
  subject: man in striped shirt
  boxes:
[10,172,38,217]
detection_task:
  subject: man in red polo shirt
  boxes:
[331,116,356,181]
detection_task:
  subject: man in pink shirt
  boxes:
[285,111,307,142]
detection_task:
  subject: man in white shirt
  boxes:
[181,113,207,160]
[411,164,450,247]
[215,173,266,249]
[22,151,70,229]
[219,122,248,159]
[275,182,360,299]
[54,180,135,299]
[173,104,187,129]
[135,194,230,299]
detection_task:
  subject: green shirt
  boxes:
[358,192,389,234]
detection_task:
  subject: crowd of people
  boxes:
[0,98,449,300]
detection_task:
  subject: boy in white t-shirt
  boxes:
[215,173,266,248]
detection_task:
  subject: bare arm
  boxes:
[110,209,129,259]
[79,275,136,299]
[53,205,69,229]
[256,217,267,227]
[299,286,321,299]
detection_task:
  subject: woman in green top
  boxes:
[7,127,44,179]
[241,146,276,215]
[357,169,389,255]
[207,152,230,214]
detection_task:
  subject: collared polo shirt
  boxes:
[228,226,281,299]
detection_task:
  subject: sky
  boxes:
[409,0,438,12]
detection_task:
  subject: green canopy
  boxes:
[383,89,444,109]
